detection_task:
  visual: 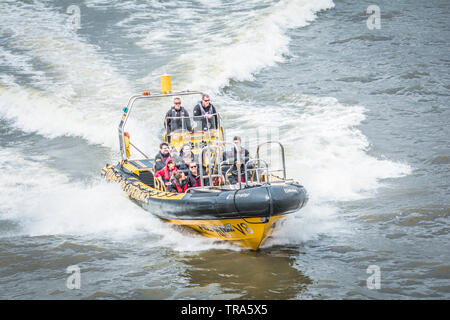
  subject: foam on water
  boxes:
[0,1,131,103]
[220,94,412,201]
[0,1,142,149]
[280,94,412,202]
[131,0,335,92]
[0,147,243,251]
[0,147,150,238]
[212,93,412,247]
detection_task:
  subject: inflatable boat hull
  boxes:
[101,162,308,250]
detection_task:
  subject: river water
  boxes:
[0,0,449,299]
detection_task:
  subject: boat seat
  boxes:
[123,159,156,187]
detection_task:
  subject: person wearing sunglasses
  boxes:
[187,162,204,188]
[193,94,218,131]
[165,97,193,140]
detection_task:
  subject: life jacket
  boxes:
[189,174,201,187]
[231,147,249,161]
[171,106,188,118]
[172,179,188,193]
[197,102,214,116]
[155,152,170,172]
[157,152,170,165]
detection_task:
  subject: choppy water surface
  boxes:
[0,0,449,299]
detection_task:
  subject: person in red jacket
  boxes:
[154,158,178,186]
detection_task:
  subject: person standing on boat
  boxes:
[165,97,192,140]
[154,142,173,172]
[193,94,218,131]
[168,171,188,193]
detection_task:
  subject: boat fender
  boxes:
[124,132,131,158]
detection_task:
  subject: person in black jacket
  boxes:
[223,136,250,184]
[192,94,218,131]
[187,162,203,188]
[168,171,189,193]
[165,97,192,139]
[154,142,172,172]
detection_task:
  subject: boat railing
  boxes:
[199,143,245,189]
[244,158,271,186]
[256,141,287,180]
[164,113,223,134]
[198,141,289,190]
[164,113,225,154]
[118,90,204,161]
[153,173,166,192]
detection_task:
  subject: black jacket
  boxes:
[193,102,218,130]
[154,151,171,172]
[223,147,250,179]
[167,177,189,193]
[187,172,202,188]
[165,106,192,133]
[223,148,250,164]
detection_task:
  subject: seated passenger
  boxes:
[154,158,178,186]
[178,144,197,162]
[193,94,218,131]
[187,162,203,188]
[176,144,198,173]
[223,136,250,184]
[177,155,193,174]
[154,142,172,172]
[165,97,192,140]
[168,171,188,193]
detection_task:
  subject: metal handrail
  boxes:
[244,158,270,186]
[129,141,150,159]
[164,113,223,130]
[256,141,287,180]
[199,143,244,189]
[154,172,166,192]
[118,90,203,161]
[164,113,224,149]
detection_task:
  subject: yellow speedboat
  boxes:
[101,75,308,250]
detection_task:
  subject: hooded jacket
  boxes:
[155,157,178,183]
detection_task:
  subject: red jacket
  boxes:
[170,178,188,193]
[155,158,178,183]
